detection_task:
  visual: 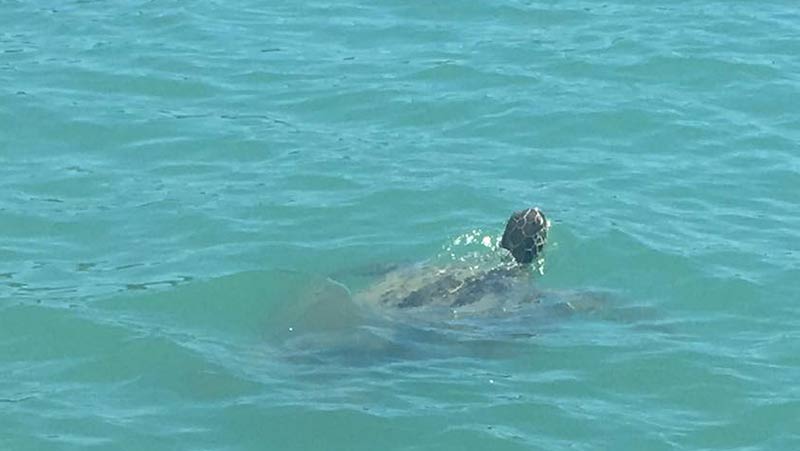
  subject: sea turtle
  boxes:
[276,207,651,363]
[354,207,560,318]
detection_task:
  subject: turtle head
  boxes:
[500,207,549,265]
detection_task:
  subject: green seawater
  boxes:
[2,1,799,450]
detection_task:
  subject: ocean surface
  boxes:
[2,1,799,450]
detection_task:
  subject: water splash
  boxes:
[439,228,546,275]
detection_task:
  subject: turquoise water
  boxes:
[2,1,799,449]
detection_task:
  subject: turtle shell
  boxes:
[354,263,535,315]
[355,207,549,313]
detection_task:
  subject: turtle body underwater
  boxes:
[354,207,557,317]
